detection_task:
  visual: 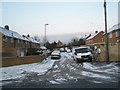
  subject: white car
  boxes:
[72,47,93,63]
[67,49,71,53]
[51,50,61,59]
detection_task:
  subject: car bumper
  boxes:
[76,57,92,62]
[51,56,61,59]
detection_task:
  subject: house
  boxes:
[81,34,91,45]
[82,34,91,41]
[57,40,64,47]
[86,31,104,48]
[0,25,40,57]
[102,23,120,45]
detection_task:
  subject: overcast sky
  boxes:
[0,0,118,43]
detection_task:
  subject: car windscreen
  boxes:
[75,48,90,53]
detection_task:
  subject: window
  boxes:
[3,36,8,42]
[18,39,20,43]
[109,33,112,38]
[116,31,120,37]
[11,38,14,43]
[25,41,28,44]
[102,38,104,42]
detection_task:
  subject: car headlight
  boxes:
[76,55,82,58]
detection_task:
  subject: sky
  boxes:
[0,0,119,43]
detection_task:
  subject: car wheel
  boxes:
[76,59,80,63]
[89,58,92,62]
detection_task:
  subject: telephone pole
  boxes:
[104,0,109,62]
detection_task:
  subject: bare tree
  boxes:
[33,35,41,42]
[70,37,79,43]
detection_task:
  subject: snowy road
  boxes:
[0,52,119,88]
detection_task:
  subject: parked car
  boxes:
[51,50,61,59]
[67,49,71,53]
[72,47,93,63]
[60,48,65,52]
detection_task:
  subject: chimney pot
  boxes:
[95,31,98,34]
[4,25,9,30]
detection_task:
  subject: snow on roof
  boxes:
[86,32,99,41]
[26,37,40,44]
[82,34,90,39]
[108,23,120,33]
[0,27,39,44]
[0,27,27,41]
[107,23,120,34]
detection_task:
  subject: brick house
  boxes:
[57,40,64,47]
[102,23,120,45]
[82,34,91,41]
[0,26,40,57]
[86,31,104,48]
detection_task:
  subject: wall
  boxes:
[97,43,120,62]
[1,54,47,67]
[92,31,104,43]
[103,30,120,44]
[86,31,104,45]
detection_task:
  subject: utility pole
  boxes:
[45,24,49,59]
[104,0,109,62]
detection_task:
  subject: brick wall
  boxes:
[103,30,120,44]
[1,54,47,67]
[97,43,120,61]
[86,31,104,47]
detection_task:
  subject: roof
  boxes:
[86,31,104,41]
[82,34,91,39]
[0,27,39,44]
[105,23,120,35]
[86,32,99,41]
[26,37,40,44]
[0,27,28,41]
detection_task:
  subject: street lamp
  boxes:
[45,24,49,59]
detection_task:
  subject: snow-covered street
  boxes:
[0,52,119,88]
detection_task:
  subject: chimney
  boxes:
[95,31,98,34]
[22,35,26,37]
[4,25,9,30]
[27,34,30,37]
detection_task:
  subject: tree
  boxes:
[70,37,79,43]
[33,35,41,42]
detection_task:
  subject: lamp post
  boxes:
[104,0,109,62]
[45,24,49,59]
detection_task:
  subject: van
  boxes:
[72,47,93,63]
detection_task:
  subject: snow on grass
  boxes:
[0,58,55,81]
